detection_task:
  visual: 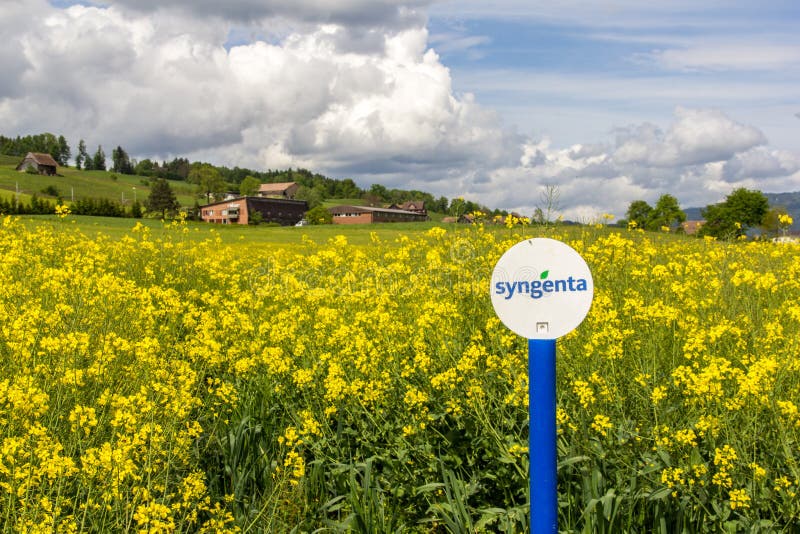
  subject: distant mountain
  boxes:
[684,191,800,230]
[683,207,703,221]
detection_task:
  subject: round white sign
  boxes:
[490,238,594,339]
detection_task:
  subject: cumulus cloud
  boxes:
[2,1,799,222]
[722,147,800,182]
[459,107,796,221]
[3,2,518,179]
[613,107,765,168]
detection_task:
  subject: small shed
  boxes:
[16,152,58,176]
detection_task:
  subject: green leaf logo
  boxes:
[540,270,549,280]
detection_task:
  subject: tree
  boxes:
[760,207,789,237]
[305,205,332,224]
[369,183,389,202]
[625,200,653,229]
[57,135,70,166]
[239,175,261,197]
[111,146,133,174]
[646,194,685,231]
[92,145,106,171]
[699,188,769,239]
[130,200,143,219]
[146,178,180,218]
[188,163,225,203]
[724,188,769,228]
[535,185,562,225]
[294,185,323,209]
[76,139,88,170]
[449,197,467,218]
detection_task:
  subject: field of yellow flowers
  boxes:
[1,214,800,532]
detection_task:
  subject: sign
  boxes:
[490,238,593,340]
[490,237,595,533]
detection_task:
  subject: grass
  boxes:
[17,214,456,246]
[0,161,198,206]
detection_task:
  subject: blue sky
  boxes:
[428,1,800,151]
[1,0,798,218]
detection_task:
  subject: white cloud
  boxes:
[2,1,799,222]
[613,107,765,168]
[636,43,800,72]
[4,2,517,181]
[458,107,794,221]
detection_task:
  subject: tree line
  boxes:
[621,188,791,239]
[0,194,57,216]
[3,132,482,214]
[0,133,70,166]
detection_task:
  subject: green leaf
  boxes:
[540,270,549,279]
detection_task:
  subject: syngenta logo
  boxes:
[494,270,588,300]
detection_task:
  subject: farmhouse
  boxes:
[329,205,428,224]
[200,196,307,225]
[16,152,58,176]
[258,182,300,199]
[388,200,427,217]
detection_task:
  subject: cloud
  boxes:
[722,147,800,182]
[3,2,799,222]
[459,107,795,221]
[92,0,432,28]
[5,2,517,184]
[613,107,765,168]
[635,43,800,72]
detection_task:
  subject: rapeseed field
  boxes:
[1,215,799,532]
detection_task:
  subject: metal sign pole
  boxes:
[529,338,557,533]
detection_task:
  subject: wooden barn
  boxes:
[16,152,58,176]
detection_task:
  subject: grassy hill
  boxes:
[0,157,197,207]
[0,160,449,220]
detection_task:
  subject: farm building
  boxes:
[329,205,428,224]
[16,152,58,176]
[388,200,428,217]
[258,182,300,199]
[200,196,307,225]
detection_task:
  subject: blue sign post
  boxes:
[490,238,594,534]
[529,338,557,533]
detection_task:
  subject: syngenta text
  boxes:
[494,271,588,300]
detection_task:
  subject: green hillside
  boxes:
[0,158,197,207]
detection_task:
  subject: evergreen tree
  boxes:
[111,146,133,174]
[92,145,106,171]
[76,139,88,170]
[57,135,71,166]
[130,200,143,219]
[146,178,180,218]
